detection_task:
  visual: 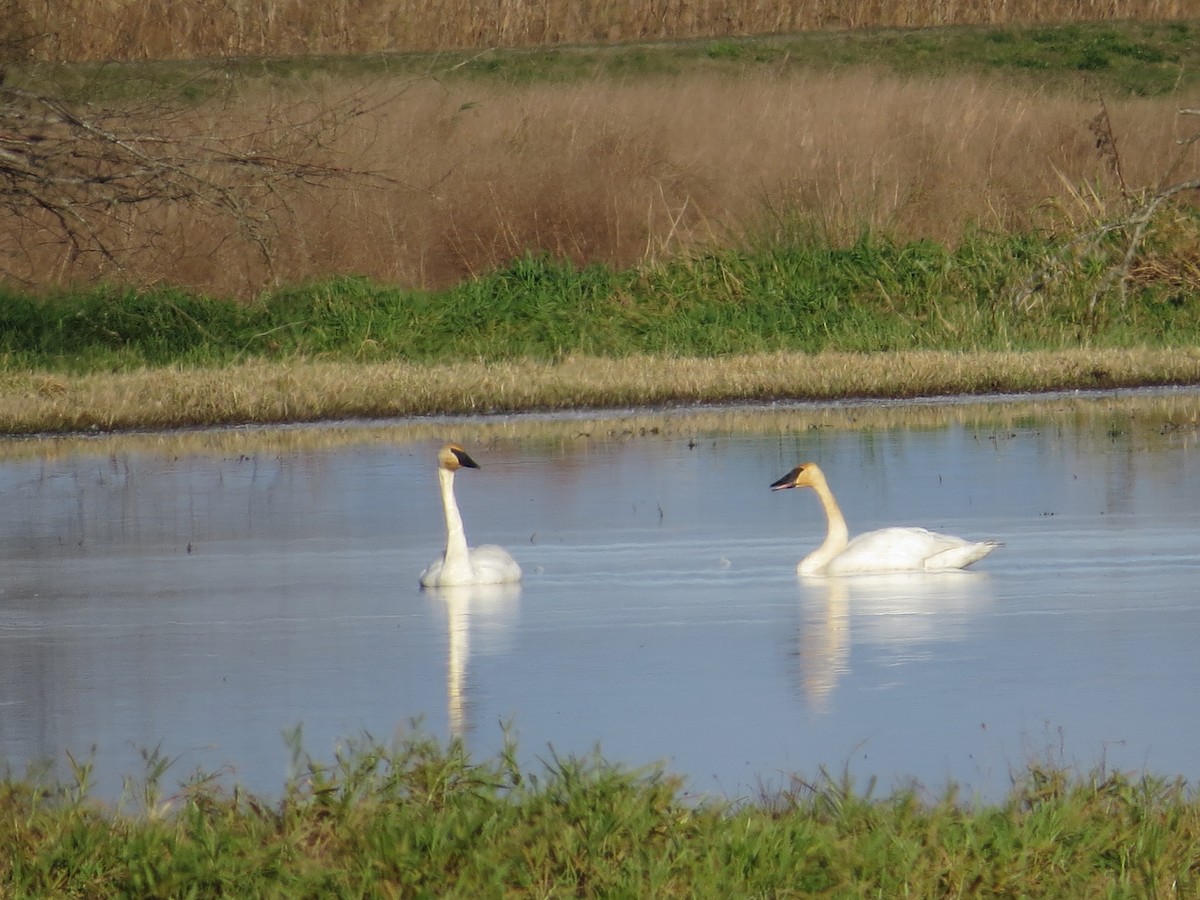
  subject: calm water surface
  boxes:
[1,390,1197,802]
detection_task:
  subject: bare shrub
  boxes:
[0,69,418,292]
[1012,103,1200,320]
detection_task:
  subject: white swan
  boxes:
[770,462,999,576]
[419,444,522,588]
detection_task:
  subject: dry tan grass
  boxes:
[3,348,1200,435]
[4,71,1193,295]
[4,371,1198,463]
[19,0,1195,62]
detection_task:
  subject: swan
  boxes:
[419,444,522,588]
[770,462,999,576]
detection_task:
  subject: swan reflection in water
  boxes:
[795,572,996,712]
[423,583,521,738]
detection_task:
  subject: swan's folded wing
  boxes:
[469,544,523,584]
[923,538,1001,571]
[827,527,996,575]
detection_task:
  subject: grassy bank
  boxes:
[3,734,1198,897]
[3,233,1200,433]
[5,235,1200,371]
[3,23,1198,432]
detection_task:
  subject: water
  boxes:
[1,389,1197,802]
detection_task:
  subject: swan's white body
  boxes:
[420,444,522,588]
[771,462,999,576]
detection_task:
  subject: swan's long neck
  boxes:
[800,472,851,576]
[438,466,471,574]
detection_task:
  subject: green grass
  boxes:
[4,228,1198,373]
[12,20,1200,103]
[3,732,1198,897]
[442,19,1200,97]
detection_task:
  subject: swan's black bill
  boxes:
[450,447,480,469]
[770,467,802,490]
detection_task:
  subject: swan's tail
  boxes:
[925,540,1002,571]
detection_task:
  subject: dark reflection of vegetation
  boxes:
[2,388,1196,463]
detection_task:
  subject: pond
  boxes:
[1,388,1198,803]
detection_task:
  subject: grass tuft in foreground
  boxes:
[2,733,1199,896]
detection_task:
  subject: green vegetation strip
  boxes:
[6,236,1200,373]
[2,230,1199,433]
[17,20,1200,101]
[3,734,1198,896]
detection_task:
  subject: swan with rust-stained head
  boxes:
[770,462,999,576]
[420,444,522,588]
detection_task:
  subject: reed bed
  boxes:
[4,348,1200,435]
[14,0,1196,62]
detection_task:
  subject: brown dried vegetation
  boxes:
[4,347,1199,434]
[2,69,1192,296]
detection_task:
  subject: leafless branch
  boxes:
[0,61,436,290]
